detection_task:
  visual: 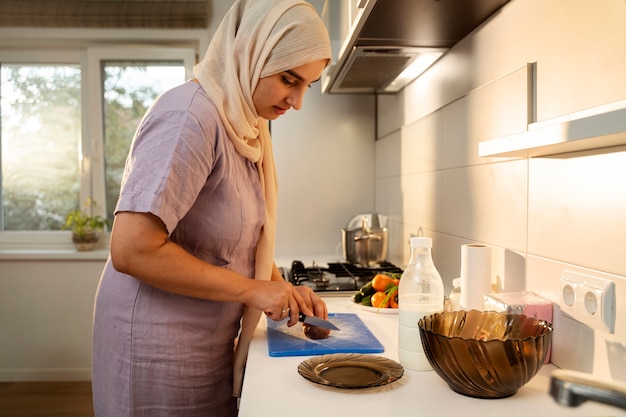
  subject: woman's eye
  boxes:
[281,76,295,86]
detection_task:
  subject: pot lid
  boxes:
[346,213,388,230]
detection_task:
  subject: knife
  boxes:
[299,313,340,330]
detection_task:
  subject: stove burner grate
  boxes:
[288,260,403,292]
[326,261,402,278]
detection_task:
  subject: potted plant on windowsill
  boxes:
[63,198,109,251]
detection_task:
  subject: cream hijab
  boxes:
[192,0,331,397]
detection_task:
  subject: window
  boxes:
[102,61,187,225]
[1,63,81,231]
[0,48,195,249]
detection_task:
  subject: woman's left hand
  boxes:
[292,285,328,320]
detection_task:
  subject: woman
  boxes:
[92,0,332,415]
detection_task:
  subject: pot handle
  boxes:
[354,233,382,242]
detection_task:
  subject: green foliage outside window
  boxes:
[1,65,81,230]
[1,62,180,231]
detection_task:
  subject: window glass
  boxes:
[102,62,185,224]
[0,64,81,230]
[0,48,193,247]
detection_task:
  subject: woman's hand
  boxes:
[293,285,328,319]
[260,265,328,326]
[251,279,303,324]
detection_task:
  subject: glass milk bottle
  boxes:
[398,237,444,371]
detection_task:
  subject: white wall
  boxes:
[0,258,105,381]
[271,0,377,259]
[376,0,626,381]
[273,86,375,259]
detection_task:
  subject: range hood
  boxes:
[322,0,511,94]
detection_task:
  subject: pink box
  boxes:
[483,291,553,363]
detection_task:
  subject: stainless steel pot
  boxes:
[341,215,388,267]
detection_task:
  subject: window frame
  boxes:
[0,46,196,250]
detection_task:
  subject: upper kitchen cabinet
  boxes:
[321,0,510,94]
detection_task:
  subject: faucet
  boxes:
[550,369,626,410]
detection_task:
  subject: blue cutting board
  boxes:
[266,313,384,357]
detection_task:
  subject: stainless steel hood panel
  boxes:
[323,0,511,94]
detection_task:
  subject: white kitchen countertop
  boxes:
[238,297,625,417]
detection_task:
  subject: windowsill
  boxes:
[0,231,110,260]
[0,248,109,261]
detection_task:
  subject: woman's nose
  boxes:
[286,89,304,110]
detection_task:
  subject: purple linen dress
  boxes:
[92,81,265,417]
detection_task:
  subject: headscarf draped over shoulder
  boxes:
[192,0,331,398]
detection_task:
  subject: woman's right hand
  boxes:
[252,279,327,328]
[252,279,304,325]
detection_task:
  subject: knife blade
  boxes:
[299,313,340,330]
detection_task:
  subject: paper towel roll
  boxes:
[459,244,492,310]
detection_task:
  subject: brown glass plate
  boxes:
[297,353,404,389]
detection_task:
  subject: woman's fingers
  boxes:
[260,281,297,322]
[293,285,328,319]
[259,282,328,326]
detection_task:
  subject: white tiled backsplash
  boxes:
[375,0,626,381]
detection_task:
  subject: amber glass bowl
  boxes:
[418,310,553,399]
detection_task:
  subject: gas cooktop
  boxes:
[284,260,403,293]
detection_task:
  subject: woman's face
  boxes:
[253,59,327,120]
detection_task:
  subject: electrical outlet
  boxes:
[559,271,616,333]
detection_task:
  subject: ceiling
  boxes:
[0,0,211,29]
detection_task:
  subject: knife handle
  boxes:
[298,312,337,321]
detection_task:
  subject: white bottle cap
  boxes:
[410,236,432,248]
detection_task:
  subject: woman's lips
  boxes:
[274,106,287,115]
